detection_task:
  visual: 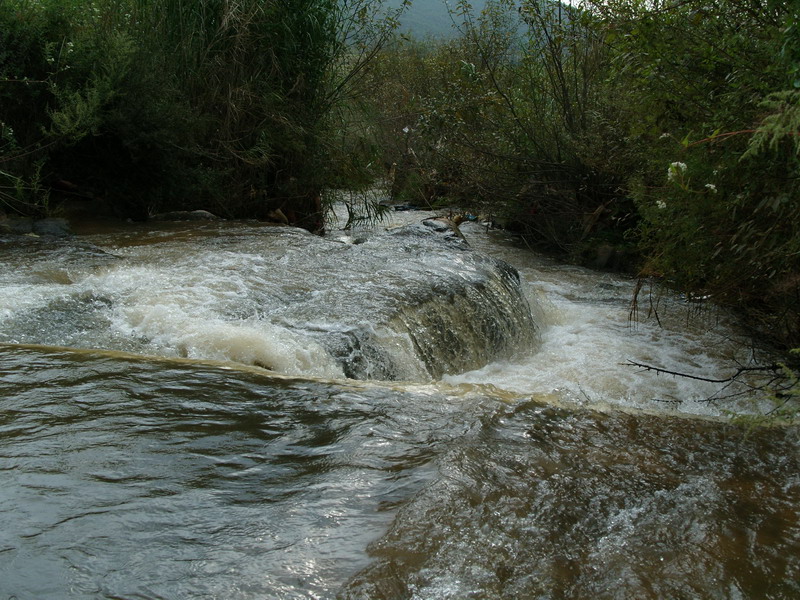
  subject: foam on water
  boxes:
[0,218,536,383]
[0,212,778,418]
[439,222,773,418]
[1,213,798,600]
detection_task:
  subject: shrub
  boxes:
[0,0,402,226]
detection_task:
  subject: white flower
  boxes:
[402,126,410,134]
[667,161,687,182]
[659,132,671,139]
[705,183,717,193]
[656,200,667,210]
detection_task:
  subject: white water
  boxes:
[445,225,767,417]
[0,207,774,419]
[1,206,797,600]
[343,209,772,419]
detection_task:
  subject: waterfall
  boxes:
[0,219,539,382]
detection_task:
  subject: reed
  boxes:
[0,0,401,222]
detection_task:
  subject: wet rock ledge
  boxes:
[0,216,73,238]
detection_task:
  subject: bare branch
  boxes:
[625,360,780,384]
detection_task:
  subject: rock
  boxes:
[150,210,222,221]
[422,217,468,242]
[33,218,72,237]
[188,210,221,221]
[7,218,34,235]
[0,217,72,237]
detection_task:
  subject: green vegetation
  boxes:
[365,0,799,352]
[0,0,401,227]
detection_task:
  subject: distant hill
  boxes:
[385,0,491,38]
[383,1,573,40]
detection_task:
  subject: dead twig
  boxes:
[625,360,780,384]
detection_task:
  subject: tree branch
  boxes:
[625,360,780,384]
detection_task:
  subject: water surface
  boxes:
[0,210,797,599]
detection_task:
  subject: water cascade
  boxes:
[0,219,536,381]
[0,210,797,599]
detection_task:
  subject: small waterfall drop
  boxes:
[0,218,538,382]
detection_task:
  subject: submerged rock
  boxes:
[299,221,536,380]
[0,219,538,382]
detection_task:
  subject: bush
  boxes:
[364,1,634,254]
[0,0,401,226]
[605,0,800,346]
[365,0,798,345]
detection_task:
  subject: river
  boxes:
[0,207,797,599]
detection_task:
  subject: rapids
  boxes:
[0,207,797,599]
[0,218,534,381]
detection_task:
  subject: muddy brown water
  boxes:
[0,210,797,599]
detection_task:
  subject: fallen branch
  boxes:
[625,360,780,384]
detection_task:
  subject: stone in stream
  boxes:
[33,218,73,237]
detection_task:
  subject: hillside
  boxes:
[386,0,491,38]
